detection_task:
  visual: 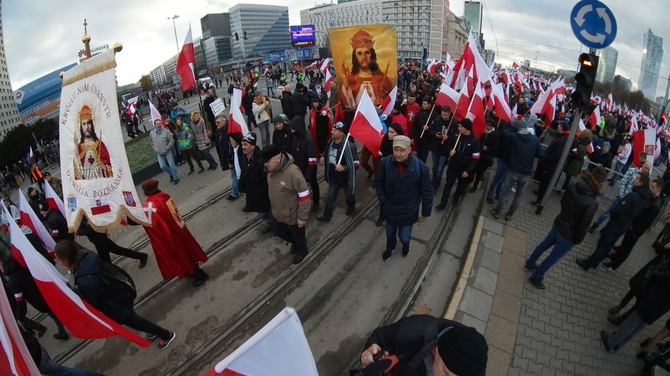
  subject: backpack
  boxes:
[98,262,137,303]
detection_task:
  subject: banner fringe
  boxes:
[62,60,117,86]
[67,207,151,235]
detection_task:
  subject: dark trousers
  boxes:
[536,163,556,200]
[121,310,170,341]
[323,180,355,218]
[472,159,490,189]
[440,166,470,206]
[609,229,642,269]
[307,172,320,206]
[246,113,257,128]
[416,143,430,163]
[586,223,626,268]
[181,148,203,171]
[86,232,145,263]
[274,222,308,256]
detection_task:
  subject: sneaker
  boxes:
[316,215,331,222]
[261,225,274,234]
[504,212,512,221]
[607,315,624,326]
[146,333,157,340]
[608,305,623,315]
[169,176,174,183]
[382,249,394,261]
[600,331,612,352]
[290,244,297,254]
[375,218,384,227]
[226,195,238,201]
[603,262,616,273]
[530,201,540,206]
[208,164,218,171]
[36,325,47,338]
[435,202,447,211]
[524,263,537,272]
[139,253,149,269]
[198,167,204,173]
[345,207,356,216]
[173,179,180,185]
[292,253,306,264]
[575,258,591,271]
[188,169,195,175]
[53,332,69,340]
[401,244,410,257]
[486,197,494,205]
[158,332,176,350]
[490,209,501,219]
[528,276,546,290]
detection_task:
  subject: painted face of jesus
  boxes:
[80,120,93,138]
[355,48,372,70]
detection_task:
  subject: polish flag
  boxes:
[17,191,56,260]
[435,83,459,111]
[323,70,334,95]
[381,86,398,117]
[206,308,318,376]
[454,84,470,121]
[466,82,487,138]
[44,180,66,217]
[148,100,165,128]
[176,25,196,92]
[0,279,41,376]
[590,106,601,130]
[3,204,151,348]
[319,58,330,75]
[491,83,512,123]
[630,114,639,133]
[28,147,33,159]
[529,88,557,125]
[229,88,249,136]
[633,128,656,167]
[349,89,385,157]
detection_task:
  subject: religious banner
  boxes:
[59,49,149,232]
[328,24,397,110]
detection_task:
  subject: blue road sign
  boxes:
[570,0,617,49]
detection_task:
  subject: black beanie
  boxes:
[437,326,488,376]
[262,144,281,162]
[459,118,473,131]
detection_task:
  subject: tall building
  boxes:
[447,11,469,61]
[613,74,632,91]
[596,46,618,84]
[200,13,233,72]
[463,1,482,41]
[229,4,291,60]
[0,1,23,137]
[639,28,664,99]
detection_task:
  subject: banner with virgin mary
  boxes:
[59,49,149,232]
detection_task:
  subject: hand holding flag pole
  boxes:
[452,133,461,151]
[419,104,436,138]
[441,117,455,144]
[336,133,351,166]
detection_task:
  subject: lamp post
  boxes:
[168,15,180,53]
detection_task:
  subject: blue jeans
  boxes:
[593,195,621,227]
[199,148,218,169]
[494,171,530,215]
[231,169,239,198]
[156,150,179,180]
[431,152,448,189]
[609,161,625,184]
[39,346,101,375]
[386,222,413,251]
[586,223,626,268]
[487,159,509,199]
[258,120,270,148]
[526,224,574,280]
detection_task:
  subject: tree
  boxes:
[139,75,154,92]
[0,119,58,167]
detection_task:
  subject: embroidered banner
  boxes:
[59,49,149,232]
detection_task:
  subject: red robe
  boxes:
[142,192,207,280]
[309,107,333,157]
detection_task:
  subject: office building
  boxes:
[230,4,291,60]
[596,46,618,84]
[613,74,632,91]
[0,0,23,137]
[639,28,664,99]
[447,11,469,61]
[463,1,482,41]
[201,14,233,72]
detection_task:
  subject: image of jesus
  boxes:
[73,104,113,180]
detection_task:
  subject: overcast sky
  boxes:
[4,0,669,99]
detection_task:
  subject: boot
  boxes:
[608,304,623,315]
[191,266,209,287]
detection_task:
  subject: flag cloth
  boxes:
[229,88,249,136]
[466,82,486,138]
[17,191,56,258]
[0,277,41,376]
[590,106,601,130]
[176,25,196,92]
[633,128,656,167]
[206,307,318,376]
[44,180,66,218]
[454,84,470,121]
[148,100,163,127]
[435,83,459,111]
[380,86,397,117]
[323,70,334,96]
[3,205,150,348]
[319,58,330,75]
[490,83,512,123]
[58,50,149,233]
[349,90,385,157]
[28,147,33,159]
[630,114,639,133]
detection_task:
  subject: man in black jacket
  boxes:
[428,106,456,190]
[359,315,488,376]
[534,121,570,202]
[436,119,480,210]
[55,241,177,350]
[578,172,651,270]
[280,85,294,120]
[470,119,500,192]
[39,201,74,242]
[271,115,293,153]
[605,177,664,272]
[525,168,607,290]
[412,98,436,163]
[239,132,275,231]
[287,116,320,212]
[292,83,310,120]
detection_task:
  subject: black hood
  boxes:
[288,116,306,137]
[73,250,102,279]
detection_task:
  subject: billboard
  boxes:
[290,25,315,47]
[14,63,77,121]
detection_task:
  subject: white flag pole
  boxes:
[337,132,351,165]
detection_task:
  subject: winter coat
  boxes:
[542,132,569,167]
[149,127,174,156]
[589,150,613,171]
[564,136,591,176]
[292,90,309,117]
[280,91,294,119]
[239,146,271,213]
[272,124,294,153]
[445,133,481,176]
[412,109,437,144]
[267,153,311,225]
[503,125,543,175]
[375,155,433,226]
[252,99,271,124]
[323,137,359,195]
[214,123,231,171]
[479,128,501,166]
[288,116,317,179]
[608,183,650,232]
[191,118,213,151]
[637,271,670,325]
[553,171,602,244]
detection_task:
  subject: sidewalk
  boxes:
[449,181,662,375]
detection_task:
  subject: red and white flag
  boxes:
[323,70,334,96]
[349,89,385,157]
[28,147,33,159]
[229,88,250,136]
[176,25,196,92]
[630,114,639,133]
[466,81,487,138]
[148,100,164,128]
[590,106,602,129]
[17,191,55,259]
[454,84,470,121]
[380,86,398,117]
[491,83,512,123]
[0,278,41,376]
[206,307,318,376]
[319,58,330,75]
[632,128,656,167]
[435,83,459,111]
[3,204,150,348]
[44,180,66,218]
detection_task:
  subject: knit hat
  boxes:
[333,121,346,131]
[253,89,262,96]
[141,179,160,196]
[241,132,257,146]
[512,117,527,130]
[262,144,281,162]
[591,166,607,183]
[272,115,285,124]
[602,141,611,148]
[392,135,411,149]
[437,326,488,376]
[459,118,473,131]
[528,113,538,125]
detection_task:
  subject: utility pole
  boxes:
[534,51,539,77]
[168,15,180,53]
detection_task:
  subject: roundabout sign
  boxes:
[570,0,617,49]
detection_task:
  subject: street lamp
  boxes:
[168,15,180,53]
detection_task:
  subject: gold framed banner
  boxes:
[59,50,149,232]
[328,24,397,109]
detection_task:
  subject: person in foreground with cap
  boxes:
[239,132,276,232]
[359,314,488,376]
[491,117,543,221]
[374,135,432,261]
[525,167,607,290]
[252,89,272,148]
[137,179,209,287]
[262,145,311,264]
[317,121,359,222]
[435,118,481,211]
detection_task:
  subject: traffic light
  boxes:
[571,53,599,110]
[235,32,239,41]
[243,31,247,40]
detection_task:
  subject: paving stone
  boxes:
[505,225,527,242]
[485,314,517,353]
[491,288,521,324]
[458,285,493,322]
[502,234,526,256]
[483,217,505,236]
[496,266,524,299]
[500,248,526,276]
[479,246,502,273]
[456,311,487,335]
[485,346,512,376]
[473,266,498,295]
[482,231,505,253]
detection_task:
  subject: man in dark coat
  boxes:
[428,106,456,190]
[436,118,480,210]
[39,201,74,242]
[213,114,231,171]
[280,85,295,120]
[470,119,500,192]
[534,121,570,202]
[239,132,275,231]
[578,172,651,270]
[375,135,432,261]
[242,86,257,129]
[271,115,293,153]
[202,87,217,128]
[412,98,437,163]
[525,168,606,290]
[55,241,177,349]
[291,83,310,120]
[359,315,488,376]
[287,116,319,212]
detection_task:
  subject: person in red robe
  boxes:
[140,179,209,287]
[308,98,332,158]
